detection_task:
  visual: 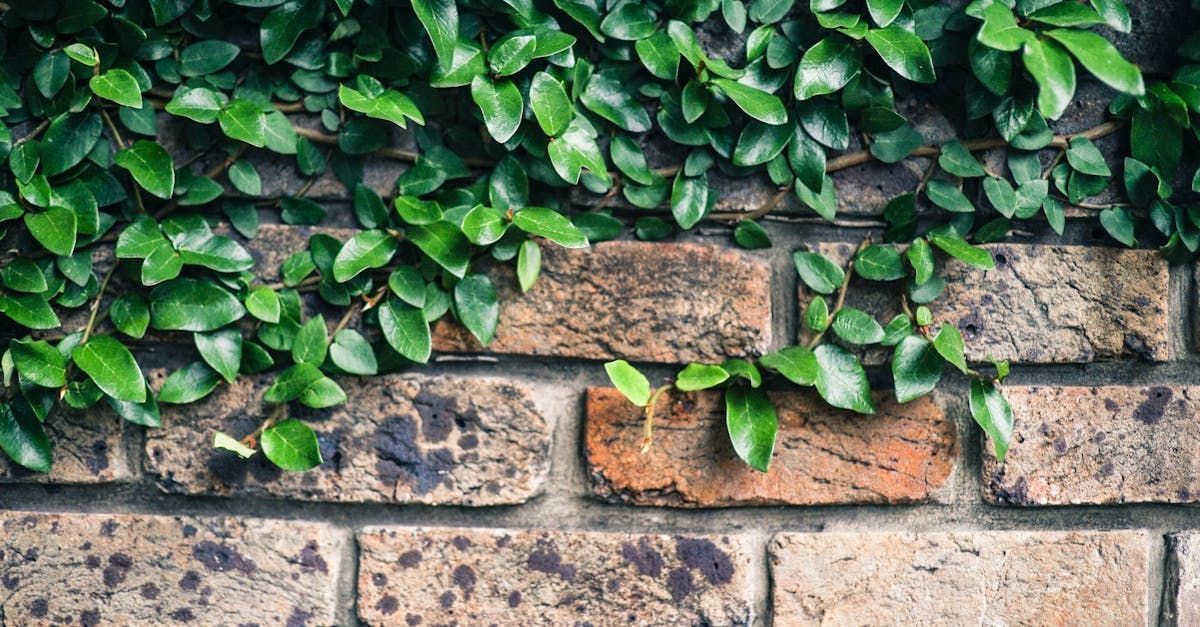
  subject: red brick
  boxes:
[585,387,956,507]
[0,407,132,484]
[984,385,1200,505]
[771,530,1150,626]
[0,511,345,625]
[357,527,754,625]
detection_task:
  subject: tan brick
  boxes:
[1165,533,1200,626]
[0,511,345,625]
[145,374,550,505]
[357,527,754,626]
[433,240,773,363]
[801,243,1168,363]
[983,385,1200,505]
[0,407,132,484]
[585,387,956,507]
[771,530,1150,626]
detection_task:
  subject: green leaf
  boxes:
[867,0,902,26]
[228,160,262,195]
[109,294,150,338]
[635,33,680,80]
[580,72,652,132]
[0,401,52,473]
[794,35,861,99]
[150,279,246,331]
[329,329,377,375]
[938,141,986,177]
[11,340,67,388]
[832,307,884,345]
[601,2,657,40]
[413,0,459,69]
[394,196,444,226]
[332,230,397,282]
[892,335,943,403]
[107,389,160,428]
[725,385,777,472]
[1047,28,1144,96]
[25,208,77,256]
[906,238,934,285]
[977,3,1033,52]
[529,72,573,137]
[865,26,936,84]
[196,328,242,384]
[1,294,59,330]
[1099,207,1137,246]
[261,419,323,471]
[805,295,829,332]
[158,361,221,404]
[89,69,143,108]
[671,173,709,230]
[338,85,424,128]
[165,86,226,124]
[1066,137,1111,176]
[260,0,323,64]
[734,220,772,249]
[292,315,328,366]
[925,179,974,213]
[983,177,1018,217]
[379,299,431,363]
[733,121,791,167]
[1023,38,1076,120]
[115,140,175,199]
[388,266,427,307]
[263,362,323,403]
[813,344,874,414]
[407,222,470,278]
[488,33,536,76]
[214,432,256,459]
[759,346,818,386]
[471,76,523,144]
[517,239,542,293]
[970,379,1014,462]
[604,360,651,406]
[513,207,589,248]
[34,52,71,98]
[675,363,730,391]
[711,78,786,125]
[455,274,499,346]
[793,251,844,295]
[462,205,507,246]
[928,233,995,269]
[932,324,968,374]
[218,99,267,148]
[855,245,906,280]
[1091,0,1131,32]
[180,40,240,76]
[73,336,146,403]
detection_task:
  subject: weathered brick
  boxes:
[0,511,345,625]
[800,243,1168,363]
[585,387,956,507]
[984,386,1200,505]
[0,407,132,484]
[145,374,550,505]
[433,240,773,363]
[357,527,754,626]
[771,530,1150,626]
[1165,533,1200,626]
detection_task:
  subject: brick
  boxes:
[585,387,956,507]
[0,407,132,484]
[357,527,754,626]
[433,240,773,363]
[771,530,1150,626]
[800,243,1168,363]
[1165,533,1200,626]
[983,385,1200,505]
[0,511,345,625]
[145,374,550,505]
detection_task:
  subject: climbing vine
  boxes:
[0,0,1182,473]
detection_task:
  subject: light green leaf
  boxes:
[513,207,589,248]
[11,340,67,388]
[530,72,572,137]
[759,346,818,386]
[471,75,523,143]
[89,69,143,108]
[379,299,431,363]
[114,140,175,199]
[1047,28,1144,96]
[604,359,651,406]
[150,279,246,331]
[711,78,787,125]
[73,336,146,403]
[261,419,323,471]
[675,363,730,391]
[725,385,777,472]
[865,26,936,83]
[332,230,398,282]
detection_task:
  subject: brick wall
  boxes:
[4,4,1200,626]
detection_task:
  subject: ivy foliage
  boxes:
[0,0,1176,474]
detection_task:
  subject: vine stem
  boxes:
[14,119,48,146]
[240,403,287,449]
[641,384,673,454]
[100,108,147,213]
[805,238,871,350]
[80,264,117,343]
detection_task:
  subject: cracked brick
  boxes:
[585,387,956,507]
[771,530,1150,626]
[357,527,754,626]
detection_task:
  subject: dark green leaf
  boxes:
[813,344,874,413]
[114,141,175,199]
[865,26,936,83]
[970,379,1014,461]
[73,336,146,403]
[725,385,777,472]
[892,335,943,403]
[150,279,246,331]
[454,274,499,346]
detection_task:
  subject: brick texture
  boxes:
[0,511,345,625]
[0,407,131,484]
[984,386,1200,506]
[800,243,1169,363]
[585,387,956,507]
[432,240,773,363]
[771,530,1150,626]
[145,374,550,505]
[1165,533,1200,626]
[357,527,754,626]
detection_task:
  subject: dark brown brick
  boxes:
[771,530,1150,626]
[357,527,754,625]
[586,387,956,507]
[0,511,345,625]
[145,374,550,505]
[984,386,1200,505]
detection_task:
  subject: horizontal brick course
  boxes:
[0,511,345,625]
[800,243,1169,363]
[357,526,754,626]
[585,387,956,507]
[145,374,551,505]
[771,530,1150,626]
[984,385,1200,506]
